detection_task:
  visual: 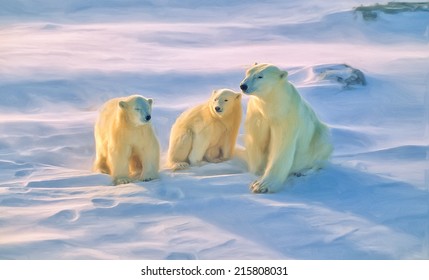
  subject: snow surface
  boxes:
[0,0,428,260]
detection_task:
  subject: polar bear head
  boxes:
[119,95,153,126]
[209,88,241,117]
[239,63,288,97]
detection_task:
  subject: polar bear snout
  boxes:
[240,83,248,92]
[138,114,151,124]
[215,106,222,113]
[135,113,151,124]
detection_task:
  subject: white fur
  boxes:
[167,89,242,170]
[93,95,160,185]
[240,63,333,193]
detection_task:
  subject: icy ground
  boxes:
[0,0,428,259]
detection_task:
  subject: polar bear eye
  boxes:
[135,108,141,111]
[224,99,228,102]
[257,75,263,79]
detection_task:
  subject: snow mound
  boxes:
[313,64,366,87]
[355,2,429,21]
[290,64,366,88]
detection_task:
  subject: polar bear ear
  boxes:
[211,90,218,96]
[119,101,127,109]
[147,98,153,106]
[280,71,288,79]
[254,62,258,66]
[235,93,242,100]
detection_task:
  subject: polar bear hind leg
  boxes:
[169,130,193,171]
[94,155,110,174]
[93,134,111,174]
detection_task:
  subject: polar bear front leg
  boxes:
[251,124,297,193]
[188,134,210,166]
[245,116,270,175]
[109,145,133,185]
[219,137,233,161]
[138,139,160,182]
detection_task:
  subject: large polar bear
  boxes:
[93,95,160,185]
[240,63,333,193]
[167,89,242,170]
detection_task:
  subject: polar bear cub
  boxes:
[240,63,333,193]
[167,89,242,170]
[93,95,160,185]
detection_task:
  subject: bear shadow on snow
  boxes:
[183,162,429,259]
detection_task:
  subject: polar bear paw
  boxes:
[207,157,226,163]
[250,179,269,193]
[250,178,282,194]
[172,162,190,171]
[141,177,155,182]
[139,172,159,182]
[113,176,133,185]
